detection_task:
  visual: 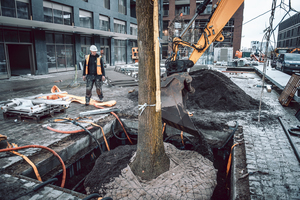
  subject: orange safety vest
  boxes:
[85,55,102,75]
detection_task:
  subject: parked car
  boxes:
[276,53,300,74]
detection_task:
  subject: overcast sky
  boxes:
[241,0,300,49]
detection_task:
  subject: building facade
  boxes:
[161,0,244,64]
[277,12,300,49]
[0,0,140,79]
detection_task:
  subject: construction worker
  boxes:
[83,45,105,105]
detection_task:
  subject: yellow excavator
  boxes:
[161,0,244,138]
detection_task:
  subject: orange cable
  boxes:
[226,143,240,178]
[46,126,94,134]
[180,131,184,146]
[0,145,66,188]
[7,142,42,182]
[47,119,110,151]
[162,123,166,134]
[94,104,133,144]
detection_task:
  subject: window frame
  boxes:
[0,0,31,19]
[43,1,73,26]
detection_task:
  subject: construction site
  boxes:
[1,0,300,200]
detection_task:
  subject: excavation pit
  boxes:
[15,117,241,200]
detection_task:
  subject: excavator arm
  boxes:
[161,0,244,138]
[166,0,244,75]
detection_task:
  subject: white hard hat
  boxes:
[90,45,98,52]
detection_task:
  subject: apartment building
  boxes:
[0,0,139,79]
[162,0,244,64]
[277,12,300,49]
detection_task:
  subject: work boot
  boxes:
[85,96,90,106]
[98,95,104,102]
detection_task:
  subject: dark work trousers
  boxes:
[86,75,103,98]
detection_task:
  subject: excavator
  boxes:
[161,0,244,139]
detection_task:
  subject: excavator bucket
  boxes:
[161,72,199,137]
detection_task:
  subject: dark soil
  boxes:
[187,69,267,111]
[84,145,137,194]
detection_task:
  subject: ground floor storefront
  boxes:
[0,27,137,79]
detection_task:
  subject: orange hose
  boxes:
[0,145,66,188]
[46,126,93,134]
[162,123,166,134]
[94,104,133,144]
[226,143,239,178]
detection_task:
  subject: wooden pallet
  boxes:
[3,105,66,122]
[278,74,300,106]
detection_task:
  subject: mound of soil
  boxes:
[84,145,137,194]
[187,69,264,111]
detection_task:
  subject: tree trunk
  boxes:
[130,0,170,180]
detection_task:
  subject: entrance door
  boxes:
[7,44,34,76]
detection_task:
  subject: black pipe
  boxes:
[111,119,137,141]
[288,125,300,136]
[164,134,198,149]
[278,117,300,163]
[218,121,239,149]
[11,178,58,200]
[51,118,103,154]
[33,178,58,191]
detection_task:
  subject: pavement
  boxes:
[0,64,300,199]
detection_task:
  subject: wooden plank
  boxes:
[278,74,300,106]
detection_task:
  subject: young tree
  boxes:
[130,0,170,180]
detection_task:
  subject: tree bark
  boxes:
[130,0,170,180]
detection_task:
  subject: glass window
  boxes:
[16,1,29,19]
[99,15,110,31]
[114,19,126,34]
[65,45,74,70]
[163,5,169,16]
[56,45,66,71]
[55,34,63,44]
[63,11,71,25]
[46,33,75,72]
[130,24,137,36]
[0,44,7,76]
[79,10,92,29]
[53,9,63,24]
[64,35,72,44]
[4,30,18,42]
[47,45,56,73]
[114,39,126,64]
[19,31,30,43]
[86,37,92,45]
[43,1,72,25]
[118,0,126,15]
[104,0,110,9]
[1,0,16,17]
[44,7,53,23]
[175,5,190,15]
[46,33,54,43]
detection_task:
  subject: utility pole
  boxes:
[130,0,170,180]
[258,0,276,122]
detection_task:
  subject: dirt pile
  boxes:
[187,69,265,111]
[84,145,137,194]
